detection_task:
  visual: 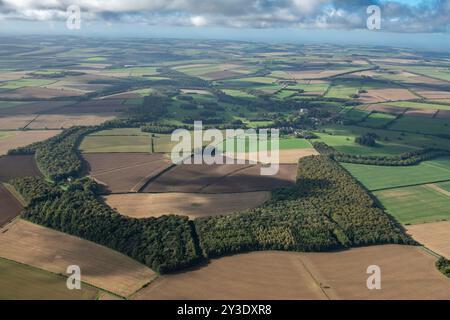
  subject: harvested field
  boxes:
[416,90,450,100]
[407,221,450,259]
[105,191,271,219]
[201,70,241,80]
[223,148,318,164]
[0,87,82,99]
[0,115,36,130]
[83,153,172,193]
[48,100,127,114]
[404,108,438,117]
[80,133,150,153]
[0,130,61,156]
[27,114,116,129]
[358,89,417,103]
[133,245,450,300]
[143,159,297,193]
[0,184,22,227]
[0,258,99,300]
[0,220,156,297]
[366,104,405,115]
[0,155,41,182]
[0,101,75,115]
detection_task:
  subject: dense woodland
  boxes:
[313,142,450,166]
[10,177,201,274]
[195,156,413,258]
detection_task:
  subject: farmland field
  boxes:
[0,130,60,155]
[0,184,22,226]
[342,157,450,191]
[0,258,99,300]
[83,153,172,193]
[105,191,271,219]
[0,220,156,297]
[373,184,450,224]
[80,134,151,153]
[407,221,450,259]
[389,116,450,135]
[0,155,42,182]
[133,245,450,300]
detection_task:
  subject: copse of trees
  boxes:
[355,133,378,147]
[10,177,202,274]
[194,156,413,258]
[436,257,450,278]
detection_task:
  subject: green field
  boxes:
[342,108,371,121]
[0,79,55,89]
[390,116,450,135]
[80,131,151,153]
[317,124,450,151]
[90,128,148,136]
[342,157,450,191]
[438,181,450,192]
[325,85,358,99]
[219,137,312,152]
[314,131,417,156]
[0,258,98,300]
[374,185,450,225]
[386,101,450,111]
[361,112,397,128]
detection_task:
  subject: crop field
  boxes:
[386,101,450,111]
[133,245,450,300]
[0,115,36,130]
[357,88,417,103]
[365,104,406,115]
[407,221,450,259]
[0,184,22,227]
[143,162,297,193]
[342,157,450,191]
[173,63,256,80]
[0,101,75,115]
[0,258,99,300]
[0,155,41,182]
[0,130,60,155]
[0,220,156,297]
[49,100,128,114]
[360,112,397,128]
[27,114,117,129]
[389,116,450,135]
[83,153,172,193]
[80,133,151,153]
[373,184,450,224]
[105,191,271,219]
[223,148,318,164]
[314,132,417,156]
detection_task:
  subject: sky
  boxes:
[1,0,450,50]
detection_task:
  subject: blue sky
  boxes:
[0,1,449,49]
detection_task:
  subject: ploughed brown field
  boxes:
[47,100,128,114]
[0,220,156,298]
[404,108,438,117]
[83,153,173,193]
[27,114,117,129]
[0,184,22,227]
[358,89,417,103]
[105,191,271,219]
[0,130,61,156]
[365,104,405,115]
[143,161,297,193]
[407,221,450,259]
[436,110,450,119]
[0,155,41,182]
[133,245,450,300]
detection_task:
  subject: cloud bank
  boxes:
[0,0,449,33]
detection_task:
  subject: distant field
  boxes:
[0,130,60,156]
[0,184,22,227]
[0,258,99,300]
[0,220,156,297]
[342,108,370,121]
[314,132,417,156]
[325,85,358,99]
[80,133,151,153]
[342,157,450,191]
[390,116,450,135]
[28,114,116,130]
[386,101,450,111]
[106,191,271,219]
[219,137,313,152]
[373,184,450,224]
[407,221,450,259]
[0,78,55,90]
[360,112,397,128]
[133,245,450,300]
